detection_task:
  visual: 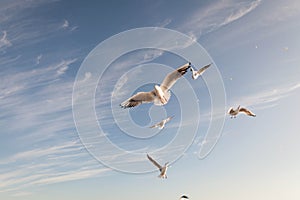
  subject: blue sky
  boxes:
[1,0,300,199]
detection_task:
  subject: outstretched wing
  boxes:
[149,122,159,128]
[180,195,189,199]
[239,107,256,117]
[197,63,212,75]
[160,62,191,92]
[147,154,162,169]
[165,116,174,123]
[120,91,155,108]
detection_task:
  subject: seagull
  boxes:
[147,154,169,179]
[120,62,191,108]
[228,105,256,118]
[190,63,212,80]
[180,195,189,199]
[149,116,174,129]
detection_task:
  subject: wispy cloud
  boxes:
[219,0,261,27]
[0,0,59,24]
[62,19,69,28]
[229,82,300,111]
[61,19,78,31]
[11,191,33,197]
[178,0,262,38]
[0,1,79,52]
[0,56,106,195]
[0,31,11,48]
[156,18,172,28]
[35,54,42,65]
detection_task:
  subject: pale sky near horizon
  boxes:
[1,0,300,199]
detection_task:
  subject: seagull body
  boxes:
[120,62,191,108]
[190,63,212,80]
[149,116,174,129]
[147,154,169,179]
[180,195,189,199]
[228,105,256,118]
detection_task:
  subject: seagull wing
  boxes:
[120,91,155,108]
[239,107,256,117]
[160,62,191,92]
[227,107,234,114]
[197,63,212,75]
[147,154,162,169]
[180,195,189,199]
[149,122,160,128]
[165,116,174,123]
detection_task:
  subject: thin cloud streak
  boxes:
[219,0,261,27]
[0,57,107,194]
[230,82,300,110]
[177,0,262,38]
[62,19,69,28]
[35,54,42,65]
[0,31,11,48]
[0,140,110,193]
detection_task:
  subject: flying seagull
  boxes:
[147,154,169,179]
[120,62,191,108]
[228,105,256,118]
[180,195,189,199]
[149,116,174,129]
[190,63,212,80]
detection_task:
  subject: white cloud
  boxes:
[0,1,80,51]
[36,54,42,65]
[0,31,11,48]
[156,18,172,28]
[0,0,59,24]
[178,0,262,38]
[31,168,110,186]
[0,140,110,193]
[229,82,300,111]
[219,0,261,27]
[11,191,33,197]
[61,19,78,31]
[62,19,69,28]
[0,58,77,100]
[0,56,117,194]
[70,26,78,31]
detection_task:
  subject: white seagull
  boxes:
[180,195,189,199]
[120,62,191,108]
[147,154,169,179]
[149,116,174,129]
[190,63,212,80]
[228,105,256,118]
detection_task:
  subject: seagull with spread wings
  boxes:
[149,116,174,129]
[228,105,256,118]
[190,63,212,80]
[120,62,191,108]
[147,154,169,179]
